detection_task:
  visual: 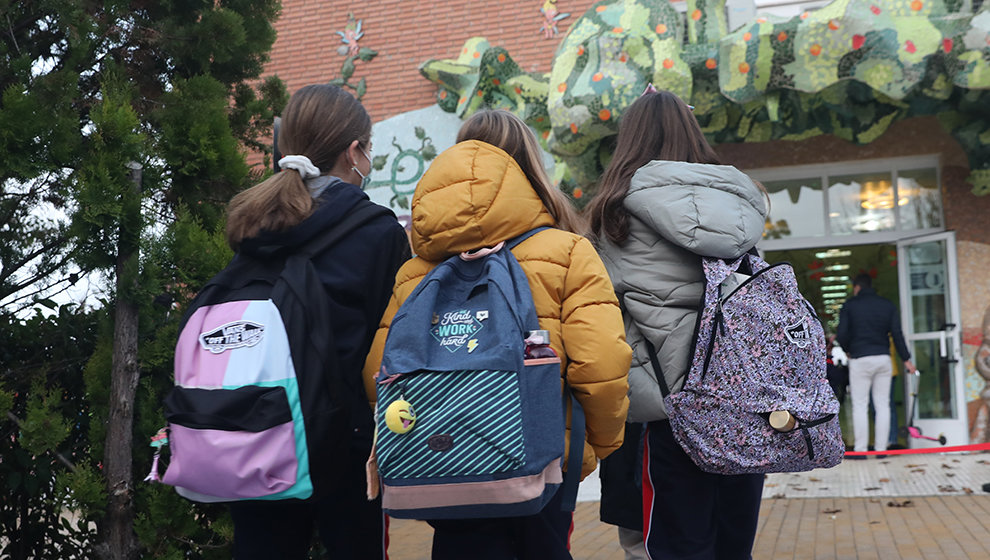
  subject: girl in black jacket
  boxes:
[225,84,410,559]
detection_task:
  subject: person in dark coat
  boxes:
[224,84,410,559]
[836,273,915,455]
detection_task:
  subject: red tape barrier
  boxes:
[844,442,990,457]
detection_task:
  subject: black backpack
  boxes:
[152,203,391,502]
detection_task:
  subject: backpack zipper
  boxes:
[720,261,791,302]
[700,300,724,383]
[699,262,790,383]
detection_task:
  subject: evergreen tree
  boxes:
[0,1,287,558]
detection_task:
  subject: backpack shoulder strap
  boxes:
[298,202,394,259]
[644,338,671,399]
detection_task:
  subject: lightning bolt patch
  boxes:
[467,339,479,353]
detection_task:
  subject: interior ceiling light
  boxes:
[814,249,852,259]
[858,179,909,210]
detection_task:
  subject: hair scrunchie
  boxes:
[278,155,321,179]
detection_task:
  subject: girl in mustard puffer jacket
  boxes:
[363,110,631,559]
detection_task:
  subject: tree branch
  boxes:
[5,411,78,472]
[0,233,72,287]
[1,264,94,313]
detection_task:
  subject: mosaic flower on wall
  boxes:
[540,0,571,39]
[421,0,990,196]
[336,12,364,58]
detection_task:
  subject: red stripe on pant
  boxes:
[641,425,655,560]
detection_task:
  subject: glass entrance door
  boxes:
[896,231,967,447]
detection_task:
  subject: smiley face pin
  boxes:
[385,400,417,434]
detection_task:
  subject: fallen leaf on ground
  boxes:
[822,508,842,514]
[878,478,890,483]
[864,487,881,491]
[886,500,914,508]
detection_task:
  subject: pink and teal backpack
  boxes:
[149,204,389,502]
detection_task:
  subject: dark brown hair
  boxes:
[587,90,720,245]
[226,84,371,249]
[457,110,586,235]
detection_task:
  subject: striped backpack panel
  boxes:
[376,369,526,480]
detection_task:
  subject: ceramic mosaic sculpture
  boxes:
[972,305,990,443]
[420,0,990,195]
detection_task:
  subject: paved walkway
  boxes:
[387,452,990,559]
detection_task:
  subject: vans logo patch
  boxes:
[199,321,265,354]
[784,316,812,348]
[430,309,484,353]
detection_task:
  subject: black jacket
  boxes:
[239,181,411,448]
[836,287,911,361]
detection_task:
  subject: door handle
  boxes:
[939,330,947,358]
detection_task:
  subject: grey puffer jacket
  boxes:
[597,160,767,422]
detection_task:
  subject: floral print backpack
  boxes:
[647,252,844,474]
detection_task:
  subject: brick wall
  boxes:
[267,0,603,123]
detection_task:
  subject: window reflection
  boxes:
[913,339,956,419]
[751,162,942,241]
[761,178,825,240]
[828,172,896,235]
[898,169,942,230]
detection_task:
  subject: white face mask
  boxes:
[352,147,372,189]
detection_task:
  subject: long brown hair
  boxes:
[587,90,720,245]
[456,110,586,235]
[226,84,371,249]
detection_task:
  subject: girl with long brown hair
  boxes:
[588,89,768,560]
[225,84,409,560]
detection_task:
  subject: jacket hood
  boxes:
[238,180,369,258]
[625,160,767,259]
[410,140,556,261]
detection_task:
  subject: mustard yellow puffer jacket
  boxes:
[363,140,630,479]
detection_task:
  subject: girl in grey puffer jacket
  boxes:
[588,89,768,560]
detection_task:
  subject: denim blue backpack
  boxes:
[648,252,844,474]
[150,203,391,502]
[375,228,584,519]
